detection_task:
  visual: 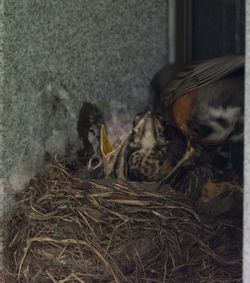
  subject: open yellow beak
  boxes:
[101,124,115,157]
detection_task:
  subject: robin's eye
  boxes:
[91,158,99,167]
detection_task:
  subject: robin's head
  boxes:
[127,111,168,181]
[127,111,187,181]
[87,124,131,179]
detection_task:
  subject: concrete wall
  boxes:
[0,0,168,214]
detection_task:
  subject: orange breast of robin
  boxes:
[170,92,196,134]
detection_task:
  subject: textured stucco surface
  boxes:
[0,0,168,213]
[244,1,250,280]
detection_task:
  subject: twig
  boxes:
[159,146,195,188]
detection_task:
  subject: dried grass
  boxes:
[2,158,242,282]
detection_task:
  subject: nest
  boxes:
[2,158,242,282]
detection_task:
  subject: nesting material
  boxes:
[2,158,242,282]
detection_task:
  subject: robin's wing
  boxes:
[151,55,244,109]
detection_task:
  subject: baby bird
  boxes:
[87,111,187,182]
[127,111,186,181]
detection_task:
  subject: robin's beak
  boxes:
[101,124,115,157]
[99,124,131,180]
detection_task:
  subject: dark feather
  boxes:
[150,55,245,109]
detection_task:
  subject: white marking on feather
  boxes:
[205,106,242,141]
[209,106,241,122]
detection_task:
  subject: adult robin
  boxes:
[149,55,244,211]
[150,55,244,144]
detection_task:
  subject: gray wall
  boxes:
[0,1,168,214]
